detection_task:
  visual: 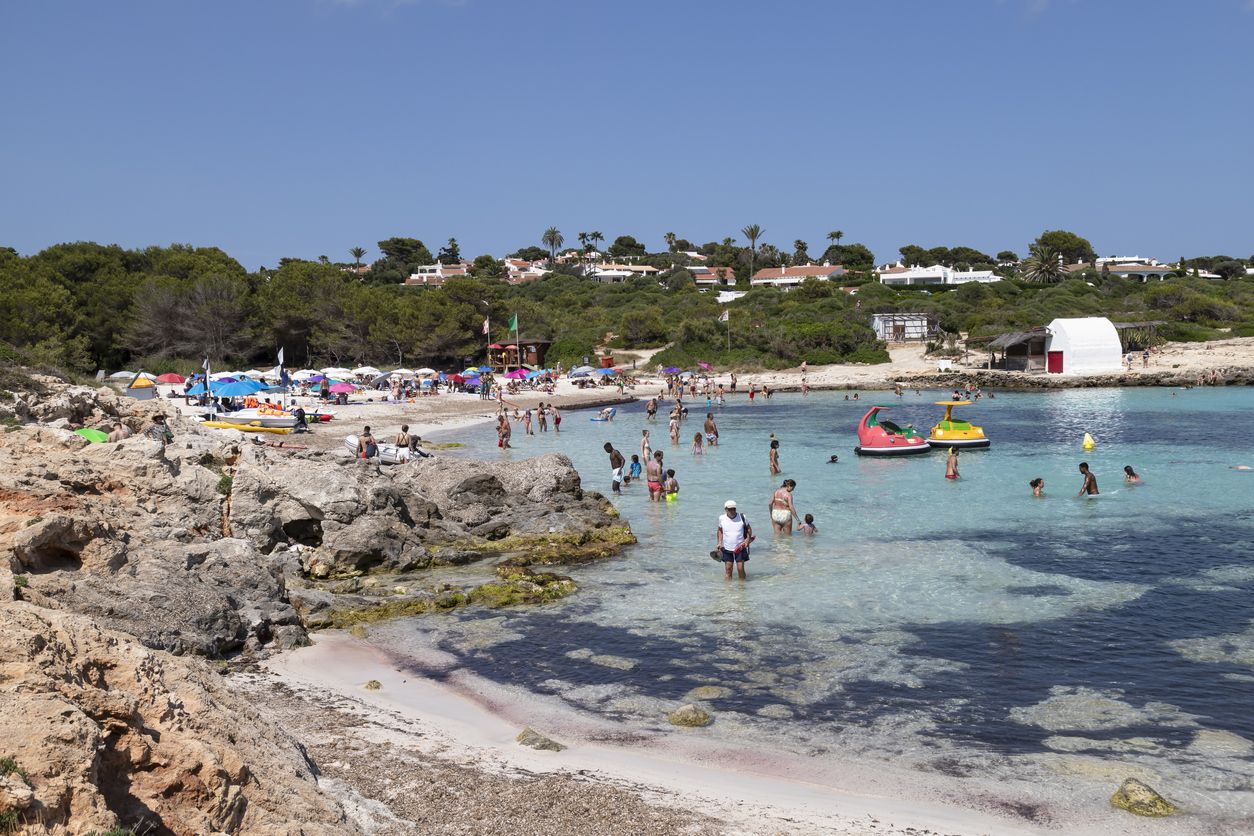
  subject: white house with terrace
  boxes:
[750,263,846,289]
[877,262,1000,287]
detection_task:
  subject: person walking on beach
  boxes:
[715,500,753,580]
[769,438,781,475]
[646,450,664,501]
[1077,462,1099,496]
[604,442,625,495]
[945,447,960,480]
[703,413,719,446]
[769,479,800,535]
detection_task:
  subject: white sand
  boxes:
[264,633,1169,836]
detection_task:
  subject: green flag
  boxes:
[508,313,518,332]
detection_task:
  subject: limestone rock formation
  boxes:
[1110,778,1177,817]
[669,704,713,728]
[0,601,356,835]
[516,727,567,752]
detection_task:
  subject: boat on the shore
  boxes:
[343,434,417,464]
[927,401,990,449]
[853,405,931,456]
[204,409,299,429]
[202,420,292,435]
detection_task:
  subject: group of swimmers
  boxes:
[1024,463,1141,497]
[496,402,562,447]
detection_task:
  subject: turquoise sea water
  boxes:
[384,387,1254,828]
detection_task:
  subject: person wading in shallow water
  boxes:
[604,442,625,494]
[769,438,781,475]
[715,499,753,580]
[769,479,800,535]
[1077,461,1099,496]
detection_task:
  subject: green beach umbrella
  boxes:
[75,428,110,443]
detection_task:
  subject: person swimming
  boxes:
[1029,477,1044,497]
[828,454,839,463]
[1124,465,1141,484]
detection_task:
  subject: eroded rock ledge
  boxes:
[1,381,632,658]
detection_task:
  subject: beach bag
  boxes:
[363,440,378,459]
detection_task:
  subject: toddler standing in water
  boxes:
[627,454,642,484]
[799,513,817,535]
[692,432,704,455]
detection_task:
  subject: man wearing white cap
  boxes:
[715,499,754,580]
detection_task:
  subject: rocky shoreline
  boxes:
[0,374,639,835]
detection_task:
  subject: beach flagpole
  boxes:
[720,308,730,357]
[482,315,491,366]
[202,356,213,408]
[509,312,519,369]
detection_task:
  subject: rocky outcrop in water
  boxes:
[0,600,356,835]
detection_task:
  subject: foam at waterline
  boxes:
[1171,621,1254,669]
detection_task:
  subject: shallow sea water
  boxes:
[387,387,1254,827]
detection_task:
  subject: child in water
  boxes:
[1124,465,1141,484]
[627,454,642,484]
[663,469,679,501]
[799,513,817,535]
[692,432,703,455]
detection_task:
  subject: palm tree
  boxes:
[827,230,844,246]
[741,224,763,282]
[590,231,604,254]
[541,227,564,265]
[664,231,677,252]
[578,231,589,249]
[1021,244,1066,283]
[349,246,366,267]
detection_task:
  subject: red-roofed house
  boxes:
[749,263,845,289]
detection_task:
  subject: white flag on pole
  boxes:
[482,317,490,335]
[277,346,284,367]
[719,310,729,322]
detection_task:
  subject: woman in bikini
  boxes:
[768,479,799,535]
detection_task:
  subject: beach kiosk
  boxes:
[1043,317,1122,374]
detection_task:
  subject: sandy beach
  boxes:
[252,633,1046,836]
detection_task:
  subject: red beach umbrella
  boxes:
[156,373,185,383]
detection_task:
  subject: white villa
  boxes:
[404,263,470,287]
[877,262,1000,287]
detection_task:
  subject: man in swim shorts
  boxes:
[1077,461,1099,496]
[703,412,719,446]
[715,499,753,580]
[945,447,959,480]
[646,450,664,502]
[604,442,625,494]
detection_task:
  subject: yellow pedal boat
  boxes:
[928,401,990,449]
[202,420,292,435]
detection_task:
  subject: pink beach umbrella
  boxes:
[504,369,528,380]
[328,382,356,393]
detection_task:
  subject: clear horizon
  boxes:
[2,0,1251,269]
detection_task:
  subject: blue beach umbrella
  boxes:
[465,376,481,386]
[186,383,209,396]
[476,365,492,372]
[594,368,616,376]
[215,380,266,397]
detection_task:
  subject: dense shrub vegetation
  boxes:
[0,242,1251,375]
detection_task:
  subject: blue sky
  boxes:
[2,0,1251,268]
